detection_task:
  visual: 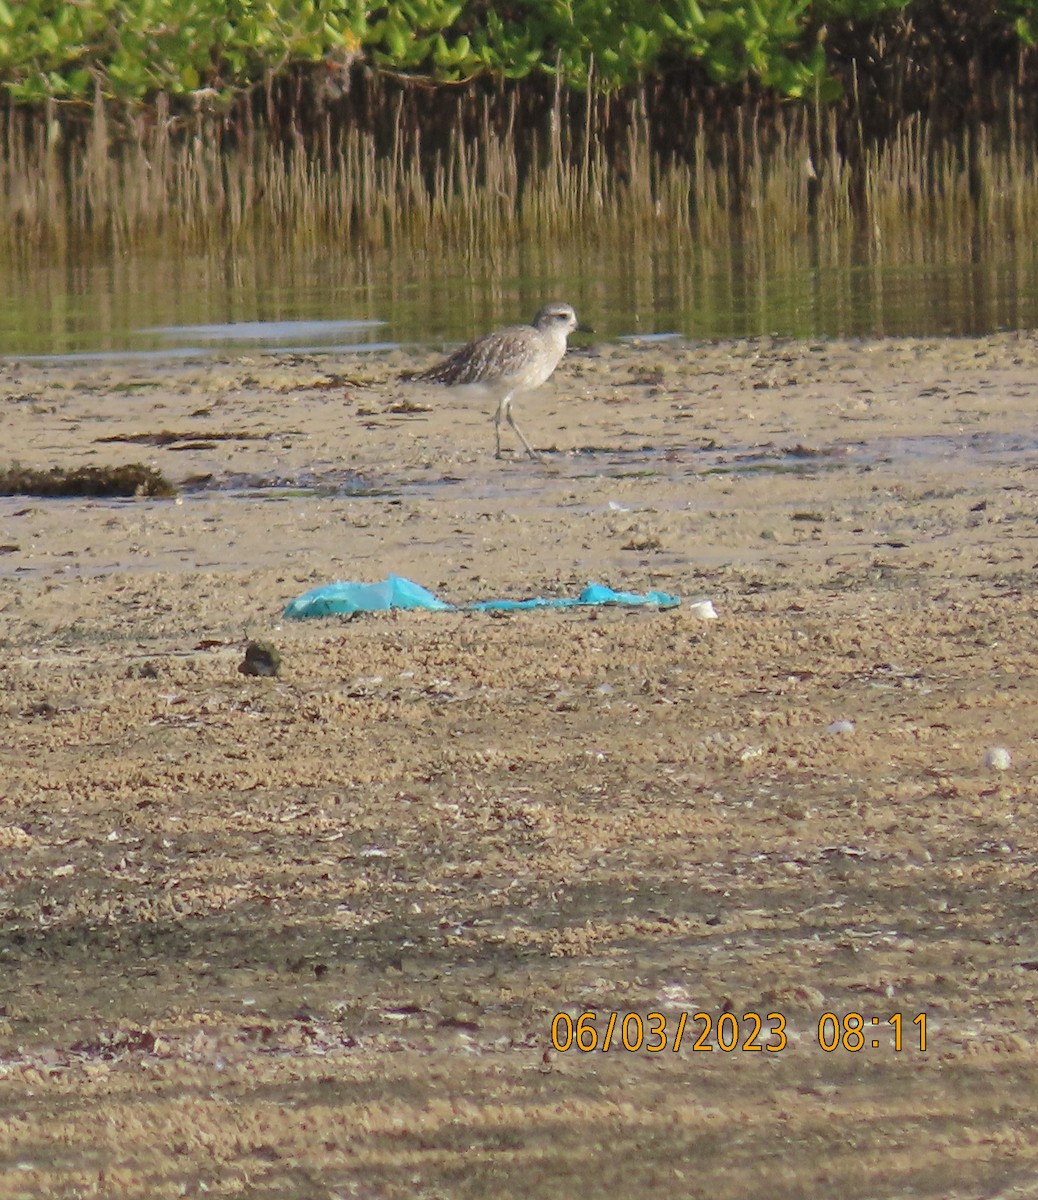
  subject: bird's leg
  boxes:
[503,398,545,463]
[494,395,509,459]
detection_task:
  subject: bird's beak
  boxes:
[576,322,595,335]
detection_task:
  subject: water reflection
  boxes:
[2,222,1038,357]
[142,318,386,342]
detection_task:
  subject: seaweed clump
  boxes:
[0,463,177,498]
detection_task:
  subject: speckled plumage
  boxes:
[409,302,579,461]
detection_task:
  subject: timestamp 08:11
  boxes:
[550,1011,928,1054]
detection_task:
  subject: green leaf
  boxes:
[37,23,60,54]
[385,22,408,58]
[67,67,92,94]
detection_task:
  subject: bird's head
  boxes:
[532,302,579,338]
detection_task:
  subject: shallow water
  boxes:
[3,228,1038,358]
[0,430,1030,541]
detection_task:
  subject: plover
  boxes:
[406,302,580,461]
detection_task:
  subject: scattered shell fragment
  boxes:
[688,599,718,620]
[0,825,33,849]
[984,747,1012,771]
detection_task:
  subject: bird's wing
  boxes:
[413,326,538,387]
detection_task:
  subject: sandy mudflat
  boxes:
[1,333,1038,1198]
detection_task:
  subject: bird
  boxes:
[405,302,580,462]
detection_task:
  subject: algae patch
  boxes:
[0,463,176,498]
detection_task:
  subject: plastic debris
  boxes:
[284,575,681,619]
[283,575,451,619]
[469,583,680,612]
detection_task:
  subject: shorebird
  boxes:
[406,302,580,462]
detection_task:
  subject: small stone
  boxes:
[239,641,281,677]
[985,747,1012,772]
[780,802,809,820]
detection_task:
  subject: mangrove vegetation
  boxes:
[2,1,1037,108]
[3,1,1038,337]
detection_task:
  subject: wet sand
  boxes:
[2,334,1038,1198]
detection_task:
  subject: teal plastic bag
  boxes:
[283,574,452,619]
[284,576,680,619]
[469,584,680,611]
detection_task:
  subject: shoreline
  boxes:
[1,332,1037,1197]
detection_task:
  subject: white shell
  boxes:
[984,747,1012,771]
[826,719,855,736]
